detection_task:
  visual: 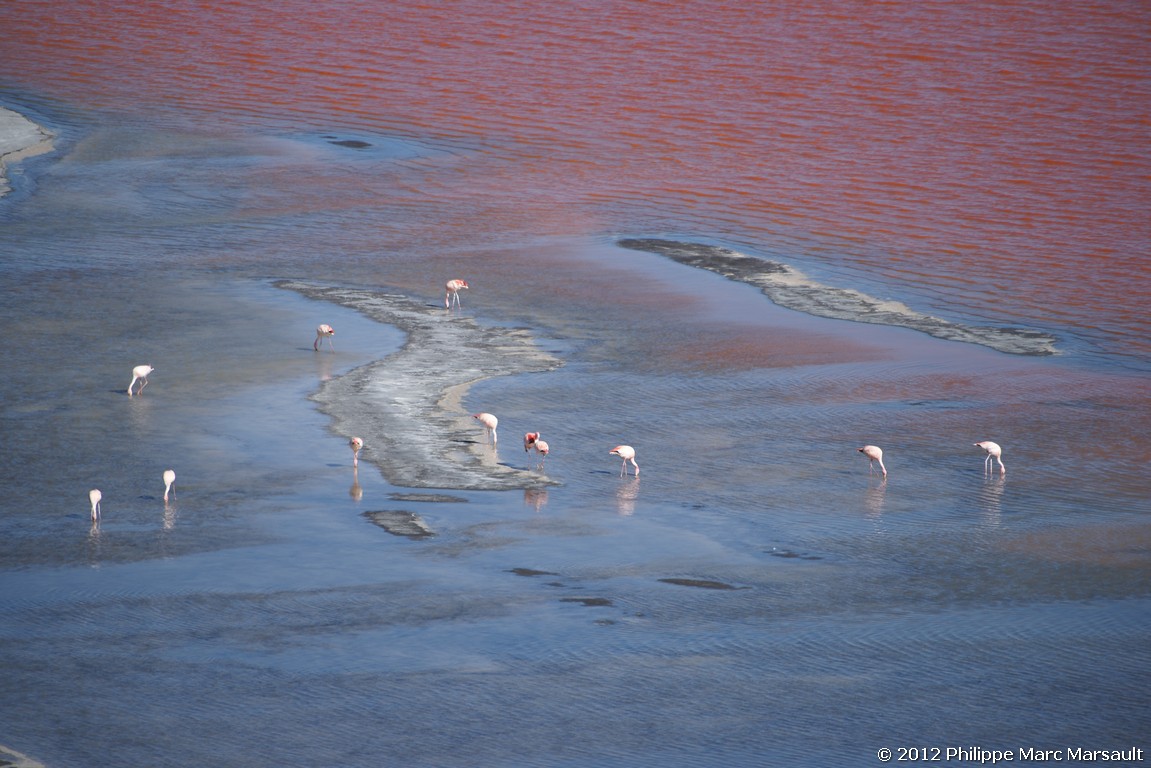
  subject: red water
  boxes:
[3,0,1149,363]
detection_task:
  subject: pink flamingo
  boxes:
[524,432,540,452]
[127,364,154,396]
[974,441,1006,474]
[445,279,469,308]
[858,445,887,477]
[609,445,639,477]
[528,437,549,469]
[473,412,498,444]
[89,489,102,521]
[349,436,364,467]
[314,324,335,351]
[163,469,176,503]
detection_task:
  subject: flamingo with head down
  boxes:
[128,365,154,396]
[473,412,498,444]
[858,445,887,477]
[974,441,1006,474]
[314,324,335,351]
[349,436,364,467]
[609,445,639,477]
[445,279,469,309]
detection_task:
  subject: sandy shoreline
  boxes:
[0,105,54,196]
[0,743,46,768]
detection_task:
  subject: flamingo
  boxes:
[473,412,498,444]
[974,441,1006,474]
[532,439,550,467]
[609,445,639,477]
[314,324,335,351]
[858,445,887,477]
[163,469,176,503]
[524,432,540,452]
[349,436,364,467]
[127,364,154,396]
[445,279,469,308]
[89,489,102,521]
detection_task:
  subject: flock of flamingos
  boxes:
[86,278,1007,522]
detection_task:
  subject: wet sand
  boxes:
[618,239,1059,356]
[0,744,46,768]
[0,105,54,196]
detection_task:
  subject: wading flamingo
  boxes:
[473,412,498,444]
[858,445,887,477]
[974,441,1005,474]
[445,279,469,308]
[532,439,550,468]
[314,324,335,351]
[349,436,364,467]
[524,432,540,452]
[127,365,154,396]
[609,445,639,477]
[89,489,102,521]
[163,469,176,503]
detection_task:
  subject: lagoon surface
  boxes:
[1,2,1149,766]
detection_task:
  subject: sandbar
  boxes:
[0,105,54,196]
[278,281,562,491]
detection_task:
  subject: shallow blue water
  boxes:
[1,100,1149,767]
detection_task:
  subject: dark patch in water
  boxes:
[362,510,435,539]
[390,493,468,503]
[329,139,371,149]
[508,567,559,577]
[768,549,823,561]
[658,578,744,590]
[560,596,613,607]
